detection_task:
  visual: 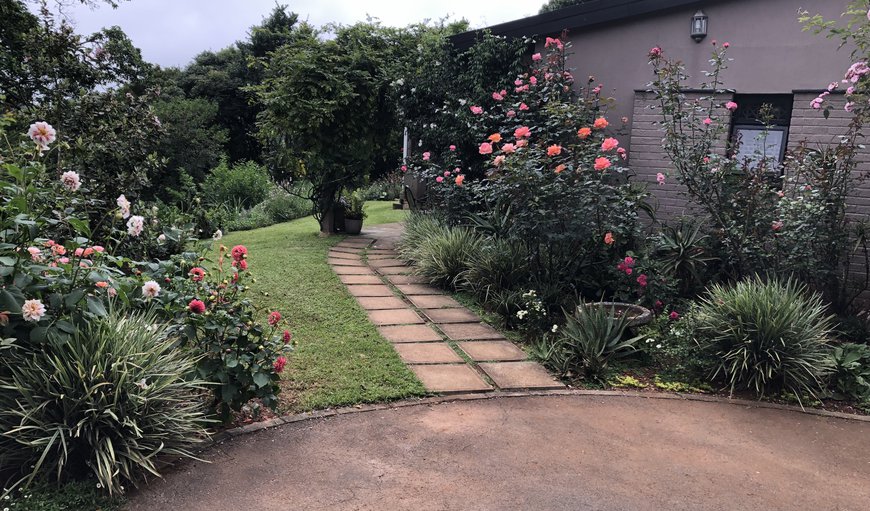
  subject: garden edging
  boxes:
[209,388,870,447]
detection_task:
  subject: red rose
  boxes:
[273,356,287,373]
[268,311,282,326]
[283,330,293,344]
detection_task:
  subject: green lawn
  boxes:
[221,201,424,412]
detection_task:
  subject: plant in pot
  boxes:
[344,190,367,235]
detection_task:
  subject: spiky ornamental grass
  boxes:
[0,312,212,495]
[694,276,834,402]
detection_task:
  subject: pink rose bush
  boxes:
[0,117,292,417]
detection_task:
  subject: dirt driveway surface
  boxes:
[128,395,870,511]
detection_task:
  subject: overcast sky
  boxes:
[61,0,546,68]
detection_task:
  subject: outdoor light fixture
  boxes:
[691,10,708,43]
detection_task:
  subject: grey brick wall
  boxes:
[628,91,732,221]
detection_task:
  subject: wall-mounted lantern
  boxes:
[691,10,708,43]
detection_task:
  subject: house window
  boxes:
[729,94,793,169]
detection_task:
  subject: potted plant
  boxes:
[343,190,367,235]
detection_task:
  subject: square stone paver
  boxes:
[385,275,428,285]
[337,238,372,246]
[356,296,406,310]
[439,323,505,341]
[478,362,564,390]
[396,284,442,295]
[423,308,481,324]
[333,266,374,275]
[328,258,367,267]
[410,364,492,393]
[377,266,412,275]
[339,274,383,285]
[393,344,463,364]
[346,285,394,297]
[408,295,462,309]
[328,251,361,260]
[458,341,527,362]
[367,308,424,326]
[330,246,363,254]
[368,258,407,268]
[367,253,399,260]
[377,324,442,343]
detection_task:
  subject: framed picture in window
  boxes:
[732,125,788,168]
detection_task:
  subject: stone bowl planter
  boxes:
[581,302,653,328]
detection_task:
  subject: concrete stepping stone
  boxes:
[333,266,375,275]
[330,246,363,254]
[409,364,492,393]
[478,362,564,390]
[368,258,406,268]
[366,253,400,260]
[346,285,394,297]
[335,240,371,249]
[393,344,463,364]
[328,258,367,267]
[458,341,527,362]
[385,275,428,285]
[367,308,424,326]
[408,295,462,309]
[328,251,362,260]
[377,324,442,343]
[423,308,481,324]
[396,284,442,295]
[439,323,505,341]
[356,296,407,310]
[339,275,383,285]
[377,266,413,275]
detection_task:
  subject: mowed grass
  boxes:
[221,201,424,412]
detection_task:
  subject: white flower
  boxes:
[655,344,662,349]
[60,171,81,192]
[27,121,56,148]
[516,310,528,320]
[127,215,144,237]
[117,194,131,219]
[212,229,223,240]
[141,280,160,299]
[157,233,166,243]
[21,299,46,322]
[551,324,558,333]
[134,378,149,390]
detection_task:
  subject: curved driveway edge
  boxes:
[129,393,870,511]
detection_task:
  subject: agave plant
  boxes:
[0,311,212,495]
[694,276,834,401]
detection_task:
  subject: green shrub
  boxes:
[826,342,870,402]
[0,312,211,495]
[260,188,310,223]
[694,277,834,400]
[533,304,642,381]
[202,159,272,209]
[397,212,450,263]
[461,238,529,301]
[413,226,482,289]
[2,481,124,511]
[362,172,402,201]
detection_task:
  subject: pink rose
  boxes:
[532,53,542,61]
[725,101,738,111]
[436,176,444,183]
[479,142,493,155]
[492,91,504,101]
[422,152,430,161]
[529,76,537,85]
[449,145,456,151]
[600,137,619,152]
[519,103,529,111]
[656,173,666,186]
[470,105,483,115]
[506,110,516,118]
[501,143,516,154]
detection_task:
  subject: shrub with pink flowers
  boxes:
[0,114,292,417]
[406,37,648,311]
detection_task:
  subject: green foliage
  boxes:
[539,0,589,14]
[609,374,647,389]
[343,190,367,220]
[462,237,529,302]
[826,342,870,402]
[535,304,642,381]
[412,226,482,289]
[694,277,834,400]
[2,481,124,511]
[0,311,211,495]
[652,218,716,296]
[202,159,272,209]
[361,171,403,201]
[152,96,228,194]
[397,212,450,263]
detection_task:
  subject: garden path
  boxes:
[329,223,564,394]
[127,394,870,510]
